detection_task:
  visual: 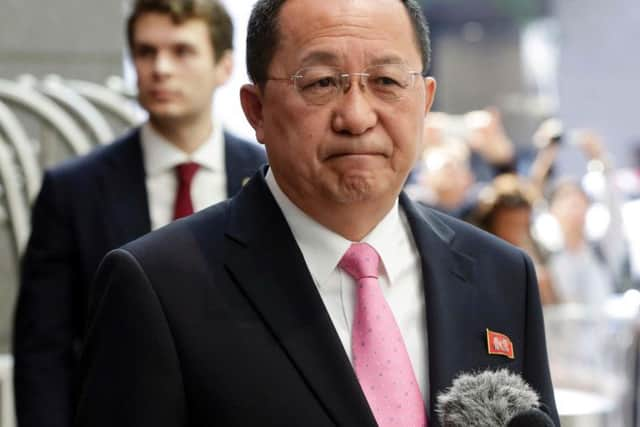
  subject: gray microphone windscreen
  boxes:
[436,369,541,427]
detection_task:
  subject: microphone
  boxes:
[435,369,555,427]
[506,408,556,426]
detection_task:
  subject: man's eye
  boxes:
[175,45,194,57]
[373,76,403,87]
[302,76,338,91]
[134,46,155,58]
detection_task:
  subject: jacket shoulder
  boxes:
[414,201,527,261]
[224,132,266,163]
[46,128,141,182]
[123,199,230,266]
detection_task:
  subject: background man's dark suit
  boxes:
[76,169,560,427]
[12,128,266,427]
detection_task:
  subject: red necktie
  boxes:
[339,243,427,427]
[173,162,200,220]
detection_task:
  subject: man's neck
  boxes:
[288,191,396,242]
[148,114,214,155]
[319,202,395,241]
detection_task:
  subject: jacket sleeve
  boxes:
[75,248,186,427]
[521,252,561,426]
[13,172,78,427]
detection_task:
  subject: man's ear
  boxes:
[423,77,437,115]
[213,49,234,87]
[240,84,266,144]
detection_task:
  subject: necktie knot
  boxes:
[176,162,200,185]
[339,243,380,280]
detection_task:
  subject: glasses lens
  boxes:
[294,67,340,105]
[293,64,417,105]
[366,64,413,101]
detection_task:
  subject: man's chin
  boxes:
[332,176,396,204]
[145,107,187,123]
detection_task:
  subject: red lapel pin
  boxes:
[486,329,515,359]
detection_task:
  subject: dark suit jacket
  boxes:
[76,169,559,427]
[12,128,266,427]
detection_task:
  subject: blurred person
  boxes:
[12,1,266,426]
[470,174,556,305]
[528,117,563,193]
[407,138,476,218]
[464,108,516,182]
[412,108,516,185]
[75,0,559,425]
[421,111,450,150]
[537,131,629,305]
[403,110,447,185]
[545,179,615,304]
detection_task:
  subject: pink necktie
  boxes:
[339,243,427,427]
[173,162,200,220]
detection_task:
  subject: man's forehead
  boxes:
[276,0,418,62]
[133,14,209,44]
[278,0,410,30]
[297,51,410,67]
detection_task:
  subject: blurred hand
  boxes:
[572,130,605,161]
[529,142,560,188]
[423,112,450,149]
[465,108,515,165]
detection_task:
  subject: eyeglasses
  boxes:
[267,63,425,106]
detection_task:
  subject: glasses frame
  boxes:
[267,63,426,106]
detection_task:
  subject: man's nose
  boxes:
[152,52,174,76]
[331,77,377,135]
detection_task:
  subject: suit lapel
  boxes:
[223,171,377,427]
[224,132,253,197]
[401,194,478,424]
[99,129,151,247]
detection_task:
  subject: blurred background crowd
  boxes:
[0,0,639,426]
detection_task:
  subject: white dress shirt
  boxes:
[265,170,429,399]
[141,121,227,230]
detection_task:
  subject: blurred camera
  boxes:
[533,118,564,149]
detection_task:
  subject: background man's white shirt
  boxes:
[141,121,227,230]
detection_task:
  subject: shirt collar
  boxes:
[265,169,405,289]
[141,120,224,176]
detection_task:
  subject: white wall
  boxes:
[214,0,259,142]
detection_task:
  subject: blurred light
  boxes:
[554,388,615,418]
[623,289,640,306]
[520,18,559,112]
[532,211,563,252]
[603,291,640,319]
[585,202,610,241]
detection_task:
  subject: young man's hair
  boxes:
[127,0,233,62]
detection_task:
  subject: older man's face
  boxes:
[251,0,435,217]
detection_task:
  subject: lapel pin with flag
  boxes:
[486,328,515,359]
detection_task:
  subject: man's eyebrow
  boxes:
[369,55,408,65]
[299,51,340,67]
[298,52,410,68]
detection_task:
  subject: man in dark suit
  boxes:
[76,0,559,426]
[12,1,265,426]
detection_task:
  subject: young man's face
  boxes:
[131,13,230,125]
